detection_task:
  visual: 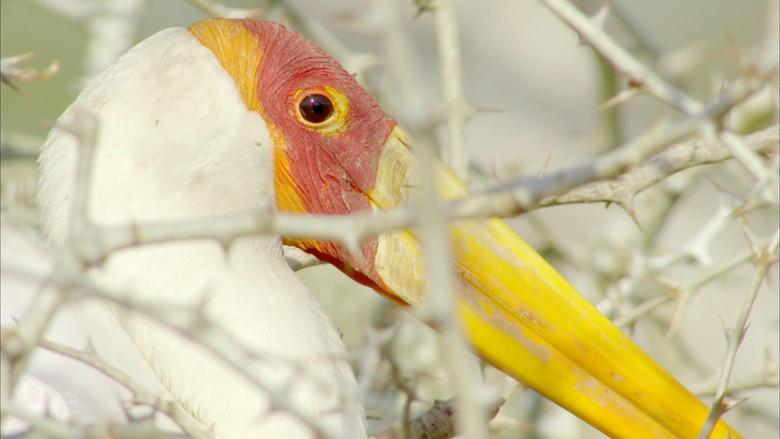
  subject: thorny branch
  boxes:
[614,249,756,329]
[14,90,770,439]
[3,111,330,436]
[1,399,187,439]
[37,338,210,439]
[694,348,780,398]
[698,230,780,439]
[3,0,779,438]
[58,112,778,269]
[538,0,776,184]
[542,124,778,209]
[2,262,333,438]
[538,0,703,115]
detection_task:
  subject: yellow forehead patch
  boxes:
[189,19,309,219]
[189,19,263,113]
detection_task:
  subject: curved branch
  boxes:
[541,124,779,208]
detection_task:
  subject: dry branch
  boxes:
[698,230,780,438]
[537,0,703,114]
[457,78,768,219]
[3,2,778,438]
[2,265,334,438]
[433,0,470,181]
[414,134,490,439]
[37,338,210,439]
[542,124,779,208]
[0,399,187,439]
[59,111,774,274]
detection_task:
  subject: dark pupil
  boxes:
[299,94,334,123]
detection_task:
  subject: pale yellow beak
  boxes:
[364,127,741,439]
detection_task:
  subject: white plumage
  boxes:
[11,27,364,438]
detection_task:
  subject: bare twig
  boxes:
[3,265,333,438]
[537,0,703,114]
[718,130,772,180]
[415,135,490,438]
[538,0,777,185]
[37,337,211,439]
[8,111,100,388]
[82,0,145,83]
[16,0,145,86]
[695,373,780,398]
[59,97,771,271]
[433,0,470,181]
[0,398,187,439]
[542,124,778,208]
[458,78,764,218]
[698,229,780,439]
[4,4,778,438]
[615,249,754,328]
[0,54,59,90]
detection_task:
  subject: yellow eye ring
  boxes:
[293,86,350,135]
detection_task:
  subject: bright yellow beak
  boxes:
[188,18,740,436]
[364,127,741,439]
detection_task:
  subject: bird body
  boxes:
[37,27,362,438]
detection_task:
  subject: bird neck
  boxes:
[38,27,277,246]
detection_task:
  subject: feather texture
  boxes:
[34,27,363,438]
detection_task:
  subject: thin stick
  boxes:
[698,229,780,438]
[39,338,211,439]
[537,0,703,114]
[434,0,470,181]
[10,111,99,387]
[415,133,489,438]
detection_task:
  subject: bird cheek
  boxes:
[273,147,309,214]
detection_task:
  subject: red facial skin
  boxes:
[240,20,401,299]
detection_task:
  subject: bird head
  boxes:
[190,19,427,303]
[187,19,744,438]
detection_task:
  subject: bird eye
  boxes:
[298,94,334,124]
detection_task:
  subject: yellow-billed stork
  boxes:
[24,18,740,439]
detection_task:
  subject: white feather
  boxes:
[31,27,363,438]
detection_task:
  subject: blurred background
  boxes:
[2,0,778,437]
